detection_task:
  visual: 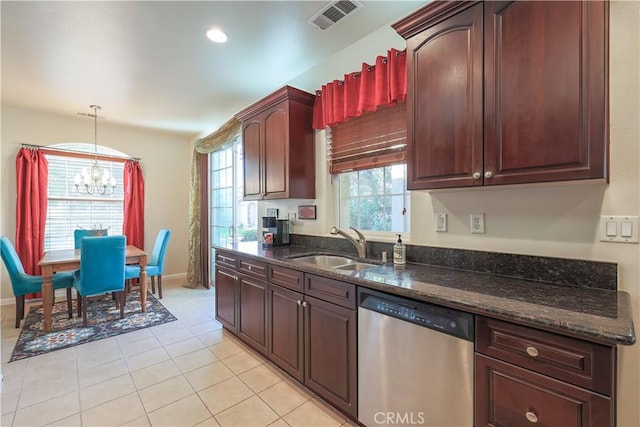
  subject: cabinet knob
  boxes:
[248,265,252,270]
[484,171,493,179]
[297,300,301,306]
[302,301,308,308]
[472,172,481,179]
[525,411,538,423]
[526,346,539,357]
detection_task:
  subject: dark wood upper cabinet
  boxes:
[393,0,609,190]
[236,86,316,200]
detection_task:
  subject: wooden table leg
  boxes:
[139,255,148,312]
[41,265,54,332]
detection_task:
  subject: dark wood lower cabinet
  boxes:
[238,275,268,355]
[214,267,238,334]
[268,284,304,382]
[304,295,357,419]
[475,354,612,427]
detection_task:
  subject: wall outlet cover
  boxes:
[470,213,485,234]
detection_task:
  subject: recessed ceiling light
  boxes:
[206,28,228,43]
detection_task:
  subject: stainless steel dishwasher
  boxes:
[358,288,474,427]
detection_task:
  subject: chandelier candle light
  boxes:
[74,105,116,196]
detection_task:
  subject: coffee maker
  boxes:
[262,216,290,247]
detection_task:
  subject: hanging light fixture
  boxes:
[73,105,116,195]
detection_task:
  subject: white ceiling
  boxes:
[1,1,425,137]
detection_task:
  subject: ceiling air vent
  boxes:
[307,0,364,31]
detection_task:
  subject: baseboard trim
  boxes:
[1,272,188,306]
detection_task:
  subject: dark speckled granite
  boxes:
[215,242,636,346]
[290,234,617,290]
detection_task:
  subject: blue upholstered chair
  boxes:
[74,228,108,249]
[74,235,126,327]
[126,229,171,299]
[1,236,74,328]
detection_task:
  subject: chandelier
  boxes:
[73,105,116,196]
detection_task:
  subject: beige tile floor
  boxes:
[0,279,355,427]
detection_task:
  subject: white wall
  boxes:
[269,2,640,425]
[0,105,193,300]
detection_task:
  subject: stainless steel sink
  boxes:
[333,262,375,271]
[287,253,376,272]
[289,254,357,268]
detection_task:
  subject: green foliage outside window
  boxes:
[338,165,409,234]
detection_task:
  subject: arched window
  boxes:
[43,143,128,250]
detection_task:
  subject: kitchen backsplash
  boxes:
[290,234,617,291]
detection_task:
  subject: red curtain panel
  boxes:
[15,147,48,298]
[313,48,407,129]
[123,160,145,250]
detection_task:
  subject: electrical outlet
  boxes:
[470,213,485,234]
[434,213,447,232]
[287,212,297,221]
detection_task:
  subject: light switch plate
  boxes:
[600,216,639,243]
[435,213,447,232]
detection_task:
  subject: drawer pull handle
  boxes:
[526,346,539,357]
[525,411,538,423]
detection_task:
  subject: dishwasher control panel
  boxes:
[359,288,474,341]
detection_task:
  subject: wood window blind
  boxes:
[329,102,407,174]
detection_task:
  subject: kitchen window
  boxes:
[337,165,409,233]
[331,102,409,234]
[43,143,125,250]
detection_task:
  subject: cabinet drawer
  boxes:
[304,274,356,309]
[476,317,614,396]
[215,250,237,270]
[269,265,304,292]
[475,354,612,427]
[238,257,268,280]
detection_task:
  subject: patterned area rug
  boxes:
[10,290,177,362]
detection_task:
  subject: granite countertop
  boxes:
[216,243,636,346]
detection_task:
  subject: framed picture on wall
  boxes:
[298,205,316,220]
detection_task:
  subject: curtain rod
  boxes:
[19,143,141,162]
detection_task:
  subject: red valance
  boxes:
[313,48,407,130]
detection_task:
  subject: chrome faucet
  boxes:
[330,226,367,258]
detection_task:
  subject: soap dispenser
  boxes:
[393,234,406,265]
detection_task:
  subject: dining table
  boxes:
[38,245,148,333]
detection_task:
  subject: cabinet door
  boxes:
[268,284,304,382]
[484,1,608,185]
[238,275,268,355]
[405,3,484,190]
[304,295,357,418]
[475,354,612,427]
[263,104,289,199]
[215,267,238,334]
[242,120,263,200]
